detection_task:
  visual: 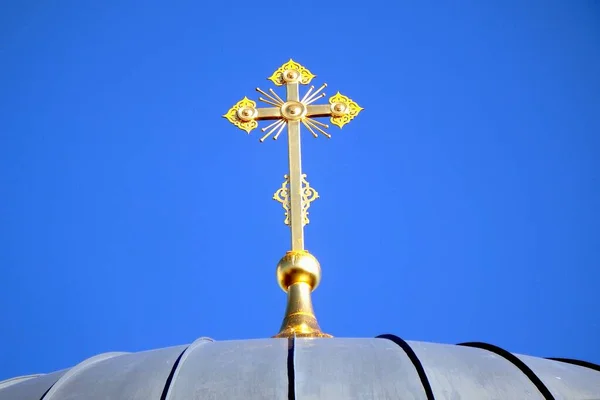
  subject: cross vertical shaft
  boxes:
[285,81,304,250]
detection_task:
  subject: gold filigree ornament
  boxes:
[268,59,316,86]
[273,174,319,226]
[329,92,363,129]
[223,97,259,133]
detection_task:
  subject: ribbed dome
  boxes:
[1,336,599,400]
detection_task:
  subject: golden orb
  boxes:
[236,106,257,122]
[280,101,307,121]
[283,69,300,83]
[330,102,348,116]
[276,250,321,292]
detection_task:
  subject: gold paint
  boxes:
[281,101,307,121]
[286,84,304,251]
[274,250,331,338]
[273,174,319,226]
[237,106,257,121]
[259,97,281,107]
[268,59,316,86]
[223,97,259,133]
[303,83,327,105]
[224,61,361,338]
[256,87,284,106]
[329,92,363,128]
[283,69,301,84]
[256,107,281,119]
[305,118,331,138]
[260,119,287,142]
[304,104,330,117]
[301,120,319,138]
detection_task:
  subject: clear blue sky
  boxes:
[1,1,599,380]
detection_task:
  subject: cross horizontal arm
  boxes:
[256,107,281,120]
[256,104,332,121]
[305,104,332,118]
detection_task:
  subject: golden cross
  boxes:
[224,60,362,251]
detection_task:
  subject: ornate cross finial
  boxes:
[224,59,362,251]
[223,60,362,338]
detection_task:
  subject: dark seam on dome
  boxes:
[39,352,127,400]
[161,337,213,400]
[287,336,296,400]
[38,385,53,400]
[458,342,555,400]
[376,334,435,400]
[160,347,189,400]
[546,357,600,373]
[36,373,66,400]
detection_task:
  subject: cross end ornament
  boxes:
[268,59,316,86]
[222,97,258,134]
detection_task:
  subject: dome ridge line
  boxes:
[0,374,44,390]
[458,341,555,400]
[546,357,600,373]
[161,337,213,400]
[286,336,296,400]
[376,334,435,400]
[41,352,128,400]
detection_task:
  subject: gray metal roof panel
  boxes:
[0,370,65,400]
[517,354,600,399]
[46,346,186,400]
[294,337,429,400]
[0,374,43,390]
[43,352,129,400]
[165,338,288,400]
[407,340,546,399]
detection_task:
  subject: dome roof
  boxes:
[1,335,599,400]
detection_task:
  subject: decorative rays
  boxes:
[255,87,287,142]
[254,83,332,142]
[301,83,328,105]
[256,87,285,107]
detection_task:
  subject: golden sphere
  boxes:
[281,101,307,121]
[283,69,300,83]
[276,250,321,292]
[330,102,348,116]
[237,106,257,122]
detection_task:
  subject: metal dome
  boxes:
[1,335,599,400]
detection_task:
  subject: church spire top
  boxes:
[224,60,362,338]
